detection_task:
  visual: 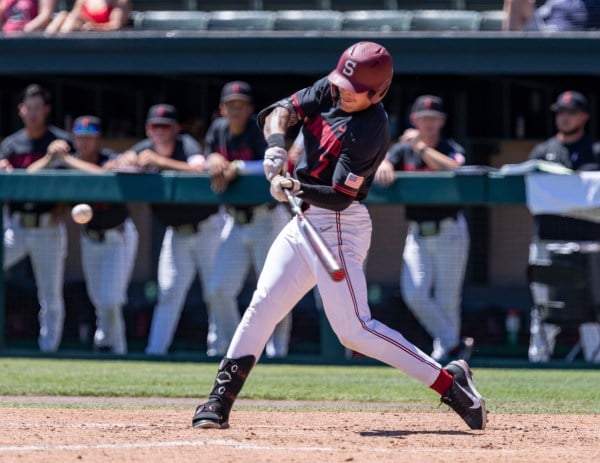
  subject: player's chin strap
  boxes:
[207,355,256,418]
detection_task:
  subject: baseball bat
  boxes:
[283,189,346,282]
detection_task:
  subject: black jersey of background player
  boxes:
[274,76,389,208]
[529,134,600,241]
[130,134,218,227]
[204,116,265,163]
[204,115,266,210]
[0,125,73,215]
[386,138,465,223]
[85,149,130,231]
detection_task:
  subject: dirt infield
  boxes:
[0,397,598,463]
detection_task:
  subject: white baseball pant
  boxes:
[146,212,226,355]
[227,202,442,387]
[80,218,138,354]
[4,214,66,352]
[401,214,470,360]
[206,204,292,357]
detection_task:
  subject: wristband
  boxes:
[232,160,245,173]
[267,134,286,149]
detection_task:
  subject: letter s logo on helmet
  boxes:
[342,60,357,77]
[328,41,393,104]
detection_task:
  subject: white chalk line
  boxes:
[0,422,287,430]
[0,440,559,456]
[0,439,346,453]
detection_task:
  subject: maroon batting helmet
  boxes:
[328,41,393,104]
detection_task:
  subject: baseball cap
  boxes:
[411,95,445,117]
[551,91,589,112]
[220,81,253,103]
[146,104,179,125]
[72,115,101,135]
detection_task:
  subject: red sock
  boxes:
[430,368,454,395]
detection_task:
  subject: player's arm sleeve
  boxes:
[257,77,329,129]
[528,143,546,160]
[0,139,10,160]
[385,143,405,169]
[203,122,217,155]
[181,134,203,158]
[129,139,150,154]
[447,139,467,165]
[297,184,355,212]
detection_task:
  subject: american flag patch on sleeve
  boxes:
[344,172,364,189]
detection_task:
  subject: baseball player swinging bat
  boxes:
[282,189,345,282]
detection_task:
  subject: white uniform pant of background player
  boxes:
[401,214,470,361]
[529,239,600,363]
[206,205,291,357]
[3,217,66,352]
[81,218,138,354]
[146,212,225,355]
[226,202,442,386]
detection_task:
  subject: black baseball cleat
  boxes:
[192,399,229,429]
[441,359,487,430]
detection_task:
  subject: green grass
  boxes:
[0,358,599,414]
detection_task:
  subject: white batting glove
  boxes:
[263,147,288,181]
[270,174,301,202]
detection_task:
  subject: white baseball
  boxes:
[71,203,93,224]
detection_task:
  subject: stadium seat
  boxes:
[410,10,482,31]
[207,11,275,31]
[130,1,191,11]
[330,0,399,10]
[342,10,412,32]
[273,10,344,31]
[479,10,506,31]
[187,0,256,10]
[262,0,326,10]
[133,11,209,31]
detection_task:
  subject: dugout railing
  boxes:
[0,170,526,357]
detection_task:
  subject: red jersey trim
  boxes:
[291,94,304,119]
[333,183,358,197]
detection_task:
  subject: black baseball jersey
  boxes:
[386,138,465,222]
[204,115,266,210]
[260,77,390,211]
[129,134,218,227]
[529,134,600,241]
[86,149,130,231]
[0,125,73,215]
[204,116,265,162]
[529,134,600,170]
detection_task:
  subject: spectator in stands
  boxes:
[28,115,138,355]
[374,95,472,364]
[503,0,600,31]
[525,90,600,363]
[45,0,130,34]
[203,81,292,358]
[0,83,73,352]
[1,0,56,33]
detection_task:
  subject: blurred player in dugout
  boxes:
[527,90,600,363]
[375,95,472,364]
[0,83,73,352]
[27,115,138,354]
[203,81,291,358]
[111,103,225,356]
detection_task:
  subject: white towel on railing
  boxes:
[526,171,600,222]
